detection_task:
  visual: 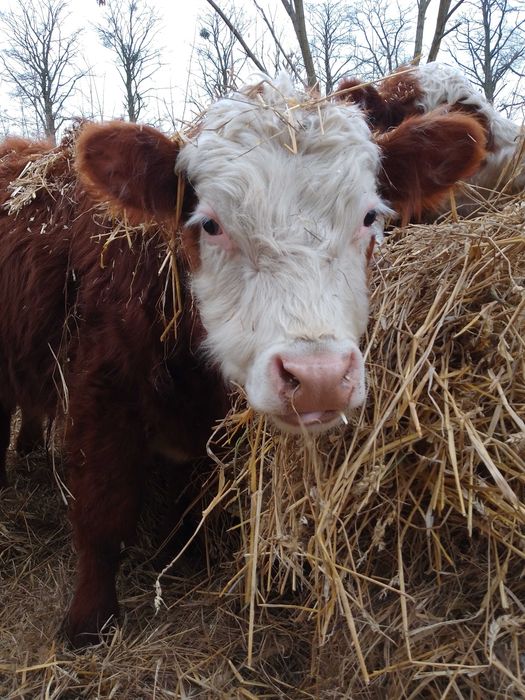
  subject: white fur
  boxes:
[414,63,524,193]
[176,78,386,420]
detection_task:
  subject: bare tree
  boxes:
[0,0,85,144]
[77,70,107,122]
[194,5,251,105]
[193,2,304,111]
[0,109,10,139]
[202,0,319,88]
[447,0,525,104]
[498,75,525,119]
[204,0,267,73]
[96,0,161,122]
[253,1,302,80]
[353,0,413,79]
[307,0,362,93]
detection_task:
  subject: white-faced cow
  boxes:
[0,76,486,645]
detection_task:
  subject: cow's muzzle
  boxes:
[267,346,365,433]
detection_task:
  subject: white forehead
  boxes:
[177,78,381,237]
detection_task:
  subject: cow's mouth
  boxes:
[274,410,345,433]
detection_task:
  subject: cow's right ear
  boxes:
[76,122,186,220]
[378,111,487,223]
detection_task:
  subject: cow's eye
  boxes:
[202,218,220,235]
[363,210,377,227]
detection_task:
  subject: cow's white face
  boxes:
[177,80,387,432]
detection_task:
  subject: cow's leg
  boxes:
[65,394,145,647]
[16,411,44,456]
[0,404,11,488]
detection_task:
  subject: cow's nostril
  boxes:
[276,357,300,389]
[284,371,300,388]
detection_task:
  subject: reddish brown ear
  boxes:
[337,71,424,131]
[337,79,387,128]
[378,111,487,223]
[75,122,183,220]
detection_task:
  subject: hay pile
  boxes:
[1,198,524,698]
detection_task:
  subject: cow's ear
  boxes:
[76,122,186,220]
[337,78,381,109]
[378,111,487,223]
[337,79,386,128]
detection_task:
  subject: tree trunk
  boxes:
[44,100,56,145]
[126,74,137,122]
[281,0,318,87]
[427,0,452,62]
[413,0,430,64]
[482,0,494,102]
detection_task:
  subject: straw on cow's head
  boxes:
[76,76,486,433]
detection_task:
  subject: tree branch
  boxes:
[204,0,267,73]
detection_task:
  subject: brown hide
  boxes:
[338,72,489,222]
[76,121,186,221]
[0,132,226,645]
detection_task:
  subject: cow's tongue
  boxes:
[278,410,339,426]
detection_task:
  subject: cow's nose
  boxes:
[273,351,359,413]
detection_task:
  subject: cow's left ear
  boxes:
[337,79,384,115]
[76,121,189,221]
[378,111,487,223]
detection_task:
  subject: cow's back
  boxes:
[0,139,80,415]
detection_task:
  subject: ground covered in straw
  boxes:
[1,199,524,699]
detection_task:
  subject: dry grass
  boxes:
[1,197,524,698]
[4,127,79,216]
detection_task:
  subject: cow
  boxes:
[0,75,487,646]
[339,62,524,210]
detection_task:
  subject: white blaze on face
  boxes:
[177,78,388,432]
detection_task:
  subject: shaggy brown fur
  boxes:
[338,68,494,153]
[378,111,488,222]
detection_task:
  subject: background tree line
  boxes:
[0,0,523,144]
[195,0,524,109]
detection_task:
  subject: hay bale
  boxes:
[1,198,524,697]
[181,196,524,695]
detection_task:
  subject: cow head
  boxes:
[76,77,486,433]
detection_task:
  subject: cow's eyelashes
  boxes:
[202,218,221,235]
[363,210,377,227]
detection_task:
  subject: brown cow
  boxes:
[0,76,486,645]
[339,62,524,209]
